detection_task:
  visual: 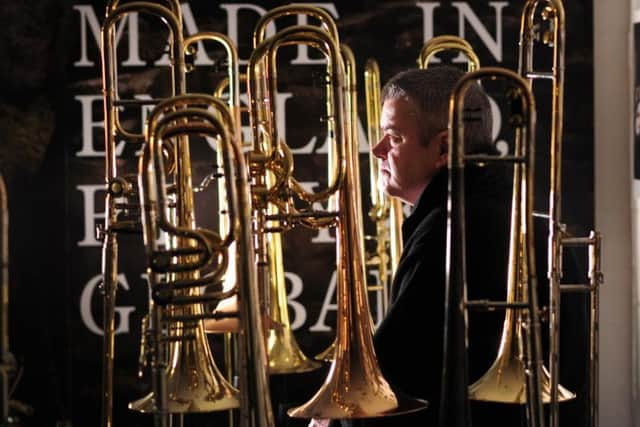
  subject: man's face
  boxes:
[372,96,447,205]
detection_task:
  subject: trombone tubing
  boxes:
[247,25,345,206]
[145,94,274,427]
[99,3,184,427]
[418,35,480,71]
[444,67,544,427]
[517,2,566,424]
[252,4,340,48]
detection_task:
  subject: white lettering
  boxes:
[290,3,340,65]
[77,184,105,247]
[285,272,306,330]
[74,5,144,67]
[220,3,273,65]
[415,2,441,44]
[453,2,507,62]
[155,3,214,66]
[80,273,136,335]
[76,95,111,157]
[309,270,337,332]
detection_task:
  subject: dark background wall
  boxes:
[0,1,593,426]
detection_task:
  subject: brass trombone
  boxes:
[99,2,184,426]
[363,59,402,324]
[183,32,244,427]
[250,4,342,372]
[137,93,274,427]
[359,34,478,325]
[441,67,546,427]
[418,35,480,71]
[246,22,426,418]
[518,2,602,426]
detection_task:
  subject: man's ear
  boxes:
[436,130,449,169]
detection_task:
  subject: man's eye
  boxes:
[389,135,402,144]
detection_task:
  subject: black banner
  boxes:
[0,1,593,426]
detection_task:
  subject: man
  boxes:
[312,64,518,427]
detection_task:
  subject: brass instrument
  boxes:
[184,32,243,427]
[246,22,425,418]
[99,2,184,426]
[254,5,377,365]
[312,43,372,363]
[250,5,342,372]
[363,59,401,324]
[441,67,546,427]
[418,35,480,71]
[518,2,602,426]
[137,93,273,426]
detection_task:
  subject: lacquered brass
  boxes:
[364,58,403,324]
[418,35,480,71]
[99,2,184,426]
[444,67,546,427]
[246,23,426,418]
[250,4,342,373]
[136,94,274,427]
[518,2,601,426]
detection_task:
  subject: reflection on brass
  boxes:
[137,94,274,426]
[99,2,184,427]
[446,68,548,427]
[364,58,402,326]
[518,2,601,427]
[418,35,480,71]
[246,8,427,416]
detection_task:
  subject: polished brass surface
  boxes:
[247,23,426,418]
[444,68,546,427]
[133,98,239,417]
[363,58,402,323]
[252,5,339,48]
[250,4,342,373]
[518,3,568,422]
[518,2,601,426]
[265,230,322,374]
[99,3,185,426]
[137,94,274,427]
[418,35,480,71]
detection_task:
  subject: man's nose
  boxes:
[371,136,388,159]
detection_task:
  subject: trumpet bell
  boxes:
[469,352,575,404]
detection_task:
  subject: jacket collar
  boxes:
[402,168,448,241]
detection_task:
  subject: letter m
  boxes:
[74,4,145,67]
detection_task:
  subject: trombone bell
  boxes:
[128,299,240,413]
[469,353,575,404]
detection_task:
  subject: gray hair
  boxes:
[381,65,493,154]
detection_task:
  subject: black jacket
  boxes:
[337,163,521,427]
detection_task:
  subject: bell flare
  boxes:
[128,377,239,413]
[129,322,241,413]
[314,340,335,362]
[267,328,322,374]
[287,359,428,419]
[468,356,575,404]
